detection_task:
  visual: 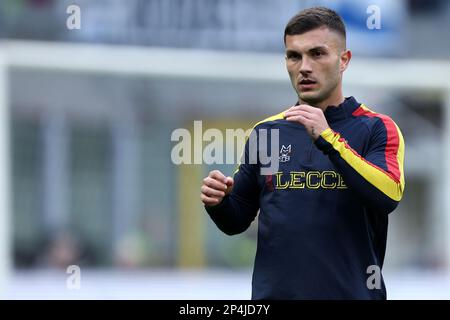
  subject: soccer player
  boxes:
[200,7,405,299]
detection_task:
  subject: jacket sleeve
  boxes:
[314,117,405,214]
[205,131,261,235]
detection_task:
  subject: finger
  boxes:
[284,105,295,111]
[209,170,227,184]
[284,106,301,115]
[284,110,313,119]
[285,115,312,126]
[286,104,314,112]
[225,177,234,195]
[203,177,227,191]
[288,105,299,111]
[284,111,298,118]
[201,185,225,198]
[225,176,234,187]
[297,104,318,112]
[201,194,220,206]
[299,105,325,117]
[285,113,309,122]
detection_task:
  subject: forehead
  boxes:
[285,26,341,52]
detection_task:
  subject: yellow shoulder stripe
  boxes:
[233,111,286,174]
[252,111,285,129]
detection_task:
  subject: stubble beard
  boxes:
[298,78,339,107]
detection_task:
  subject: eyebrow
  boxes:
[285,46,328,55]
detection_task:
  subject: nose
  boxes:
[299,56,312,76]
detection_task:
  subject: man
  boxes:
[200,7,405,299]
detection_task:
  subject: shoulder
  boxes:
[352,103,403,143]
[352,103,401,132]
[252,110,287,130]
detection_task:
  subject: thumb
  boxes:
[225,177,234,195]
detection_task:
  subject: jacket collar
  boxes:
[295,96,360,123]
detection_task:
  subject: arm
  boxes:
[315,118,405,214]
[284,104,405,214]
[202,136,260,235]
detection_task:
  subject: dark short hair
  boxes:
[284,7,346,43]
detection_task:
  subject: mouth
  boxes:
[298,79,317,91]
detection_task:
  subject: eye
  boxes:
[287,52,301,61]
[312,50,324,58]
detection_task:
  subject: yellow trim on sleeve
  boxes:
[320,128,404,201]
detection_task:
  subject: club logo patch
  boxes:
[279,145,291,163]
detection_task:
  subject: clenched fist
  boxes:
[201,170,234,207]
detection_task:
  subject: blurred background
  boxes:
[0,0,450,299]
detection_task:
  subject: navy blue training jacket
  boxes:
[206,96,405,299]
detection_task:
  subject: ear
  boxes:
[340,49,352,72]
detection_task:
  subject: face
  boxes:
[285,26,351,106]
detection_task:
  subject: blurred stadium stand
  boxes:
[0,0,450,299]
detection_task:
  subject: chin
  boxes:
[299,92,322,104]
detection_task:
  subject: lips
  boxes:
[299,79,316,85]
[298,79,317,90]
